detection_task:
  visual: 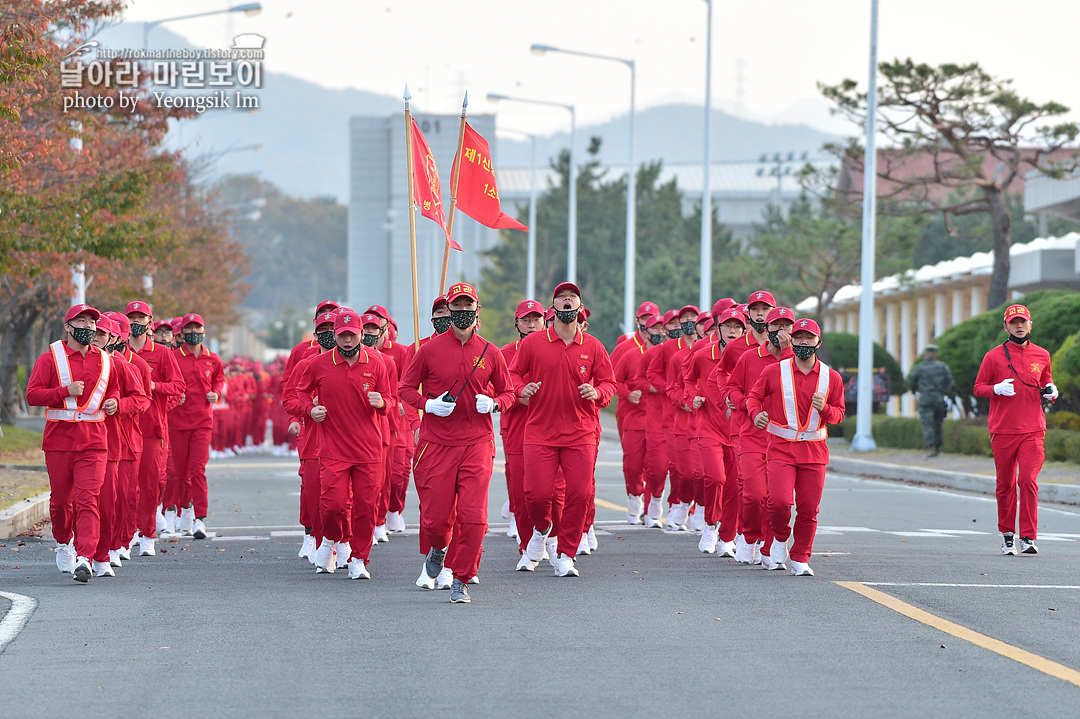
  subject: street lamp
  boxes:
[531,43,637,333]
[498,128,540,300]
[701,0,713,310]
[487,92,578,284]
[143,3,262,49]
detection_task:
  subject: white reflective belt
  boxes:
[765,359,831,442]
[45,344,112,422]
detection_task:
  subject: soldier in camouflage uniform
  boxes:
[907,345,956,457]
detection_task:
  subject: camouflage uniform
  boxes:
[908,357,956,452]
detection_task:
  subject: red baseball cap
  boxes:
[334,310,362,335]
[515,299,544,319]
[695,311,711,324]
[792,318,821,337]
[662,309,680,325]
[678,304,700,318]
[313,310,337,328]
[718,308,746,327]
[699,317,715,334]
[96,316,119,336]
[544,307,556,322]
[360,313,382,329]
[104,312,131,340]
[747,290,776,307]
[1004,304,1031,322]
[644,314,665,329]
[765,306,795,324]
[711,298,735,317]
[578,306,591,322]
[737,303,749,316]
[153,320,172,332]
[636,301,660,318]
[64,304,101,323]
[446,282,479,303]
[552,281,581,301]
[431,295,448,313]
[366,305,391,322]
[170,317,184,333]
[315,299,340,315]
[181,313,205,328]
[124,300,152,317]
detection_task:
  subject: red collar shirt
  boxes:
[613,340,650,433]
[26,343,121,452]
[726,343,793,441]
[645,336,693,429]
[130,338,185,439]
[116,348,152,457]
[686,338,731,445]
[171,345,225,431]
[746,358,845,464]
[381,339,418,432]
[499,339,531,454]
[107,351,151,460]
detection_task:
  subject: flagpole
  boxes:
[439,92,469,295]
[403,84,421,350]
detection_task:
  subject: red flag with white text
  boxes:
[410,117,462,251]
[452,122,528,231]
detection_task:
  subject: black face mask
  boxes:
[748,318,767,333]
[184,332,204,346]
[768,329,782,348]
[554,308,579,325]
[648,333,664,346]
[129,322,149,337]
[636,323,646,335]
[680,321,696,336]
[316,330,337,350]
[361,334,379,347]
[667,327,683,340]
[338,344,361,357]
[450,309,476,330]
[68,324,94,346]
[432,316,452,334]
[792,345,818,360]
[108,341,127,354]
[1008,333,1031,345]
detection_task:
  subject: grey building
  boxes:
[348,113,498,344]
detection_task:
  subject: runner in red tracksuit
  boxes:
[973,303,1056,556]
[295,309,392,580]
[747,318,845,576]
[610,301,661,448]
[638,313,674,527]
[510,281,616,579]
[665,313,703,531]
[359,312,399,546]
[125,301,184,556]
[399,282,516,602]
[169,313,225,540]
[26,304,121,583]
[724,306,795,567]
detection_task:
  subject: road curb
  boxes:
[0,491,50,539]
[0,464,47,472]
[828,456,1080,506]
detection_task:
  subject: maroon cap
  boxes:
[699,317,715,334]
[1004,304,1031,322]
[544,307,556,322]
[446,282,479,303]
[181,313,205,328]
[64,304,101,323]
[334,310,362,335]
[662,309,680,325]
[124,300,152,317]
[678,304,700,318]
[696,311,711,324]
[360,313,382,329]
[313,310,337,328]
[747,290,776,307]
[644,314,664,329]
[578,306,591,322]
[366,305,391,322]
[170,317,184,333]
[153,320,172,332]
[315,299,340,315]
[765,306,795,324]
[711,298,735,317]
[515,299,544,319]
[96,316,119,336]
[104,312,131,340]
[552,281,581,301]
[737,303,750,317]
[792,318,821,337]
[636,301,660,318]
[718,308,746,327]
[431,295,448,313]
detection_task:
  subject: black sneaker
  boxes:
[425,547,446,579]
[1020,537,1038,554]
[449,578,471,603]
[1001,533,1017,556]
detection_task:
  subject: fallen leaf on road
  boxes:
[157,646,170,650]
[1049,608,1057,611]
[940,644,947,649]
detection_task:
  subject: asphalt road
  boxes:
[2,433,1080,718]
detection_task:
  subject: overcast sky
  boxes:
[120,0,1080,139]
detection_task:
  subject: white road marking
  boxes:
[862,583,1080,589]
[211,535,270,542]
[918,529,986,535]
[269,531,306,537]
[819,526,880,532]
[0,592,38,655]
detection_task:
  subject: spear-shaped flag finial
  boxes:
[404,83,412,109]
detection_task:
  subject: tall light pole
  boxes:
[700,0,714,310]
[851,0,880,453]
[487,93,577,283]
[143,3,262,49]
[499,128,540,300]
[531,44,636,331]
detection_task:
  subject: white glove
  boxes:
[475,394,495,414]
[1046,383,1059,401]
[993,378,1015,397]
[424,398,456,417]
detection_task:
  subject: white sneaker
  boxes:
[644,514,664,529]
[92,560,115,578]
[298,534,316,560]
[128,531,140,551]
[416,565,436,590]
[545,537,559,567]
[587,526,598,551]
[156,509,167,534]
[627,494,645,524]
[767,538,788,570]
[516,553,539,572]
[665,503,688,532]
[552,553,579,577]
[789,560,815,576]
[751,542,763,565]
[718,540,736,558]
[506,513,518,538]
[138,536,156,557]
[347,558,371,580]
[117,545,131,562]
[734,536,754,564]
[177,506,195,535]
[164,508,177,534]
[525,527,551,563]
[500,498,511,519]
[373,525,389,544]
[55,541,76,573]
[385,511,406,533]
[646,495,664,524]
[72,557,92,583]
[313,538,335,573]
[690,506,706,535]
[436,567,453,590]
[335,541,351,566]
[576,533,591,556]
[699,524,719,554]
[108,549,123,568]
[468,575,479,585]
[192,518,207,540]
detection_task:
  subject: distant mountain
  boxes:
[94,25,842,202]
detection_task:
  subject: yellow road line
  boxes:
[836,581,1080,688]
[594,497,625,512]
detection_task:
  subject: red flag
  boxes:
[452,122,528,232]
[410,118,462,251]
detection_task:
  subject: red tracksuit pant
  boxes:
[736,444,772,551]
[114,457,140,550]
[138,437,166,538]
[644,431,668,515]
[696,436,726,526]
[390,431,414,515]
[620,428,647,497]
[719,444,740,543]
[94,460,119,563]
[168,427,212,517]
[412,440,495,583]
[524,443,596,558]
[46,450,107,560]
[506,452,531,554]
[299,457,323,541]
[991,431,1044,539]
[766,460,826,563]
[320,457,381,561]
[376,435,395,528]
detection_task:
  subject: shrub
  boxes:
[820,332,907,396]
[1047,411,1080,432]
